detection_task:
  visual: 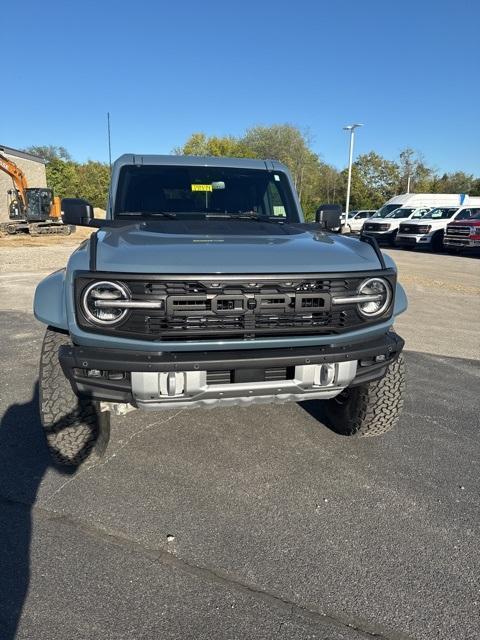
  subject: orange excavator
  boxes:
[0,150,71,235]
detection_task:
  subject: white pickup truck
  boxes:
[396,204,480,251]
[363,207,432,245]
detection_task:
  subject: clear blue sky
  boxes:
[3,0,479,174]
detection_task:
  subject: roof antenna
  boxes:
[107,112,112,175]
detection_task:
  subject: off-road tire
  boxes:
[322,354,405,437]
[39,327,110,466]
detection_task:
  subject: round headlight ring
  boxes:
[357,277,392,318]
[81,280,130,326]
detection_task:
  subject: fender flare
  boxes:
[393,282,408,317]
[33,269,68,330]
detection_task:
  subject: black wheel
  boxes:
[431,231,444,252]
[39,327,110,466]
[321,354,405,437]
[388,231,397,246]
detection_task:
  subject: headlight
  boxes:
[81,280,130,325]
[356,277,392,318]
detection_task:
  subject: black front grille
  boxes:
[364,223,390,232]
[75,272,395,341]
[399,224,430,234]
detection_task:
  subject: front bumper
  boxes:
[444,237,480,248]
[396,233,433,246]
[363,229,396,242]
[59,331,404,409]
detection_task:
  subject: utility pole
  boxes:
[107,112,112,175]
[343,123,363,229]
[407,174,411,194]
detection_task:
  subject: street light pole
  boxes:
[343,123,363,229]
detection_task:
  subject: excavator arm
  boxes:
[0,151,29,214]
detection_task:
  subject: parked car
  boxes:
[396,205,480,251]
[34,154,407,466]
[444,210,480,251]
[343,210,376,233]
[363,207,432,245]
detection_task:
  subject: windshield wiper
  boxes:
[120,211,177,219]
[206,213,285,223]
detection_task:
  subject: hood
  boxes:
[402,217,451,227]
[448,219,480,227]
[366,218,405,225]
[90,221,383,274]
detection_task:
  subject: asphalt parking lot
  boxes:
[0,241,479,639]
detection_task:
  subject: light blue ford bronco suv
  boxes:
[34,155,407,466]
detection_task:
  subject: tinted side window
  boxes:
[456,209,473,220]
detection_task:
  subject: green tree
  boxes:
[470,178,480,196]
[431,171,475,194]
[45,157,79,200]
[24,145,72,162]
[76,161,111,208]
[349,152,401,209]
[174,132,251,157]
[397,148,433,193]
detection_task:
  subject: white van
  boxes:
[372,193,474,220]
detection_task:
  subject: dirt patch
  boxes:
[0,227,92,248]
[0,208,104,247]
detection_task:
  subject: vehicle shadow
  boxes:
[0,382,87,639]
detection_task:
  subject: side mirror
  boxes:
[315,204,342,231]
[62,198,94,226]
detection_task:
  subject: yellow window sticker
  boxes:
[191,184,213,192]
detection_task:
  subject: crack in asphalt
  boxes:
[0,495,414,640]
[42,409,186,505]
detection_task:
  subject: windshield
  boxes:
[372,204,400,218]
[386,208,415,219]
[114,165,299,222]
[421,207,458,220]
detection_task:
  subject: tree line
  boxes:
[25,146,111,210]
[26,127,480,218]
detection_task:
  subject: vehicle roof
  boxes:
[383,193,480,206]
[113,154,289,172]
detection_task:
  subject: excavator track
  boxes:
[29,223,72,236]
[0,221,72,236]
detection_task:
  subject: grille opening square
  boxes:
[173,299,205,306]
[216,299,244,310]
[300,297,325,308]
